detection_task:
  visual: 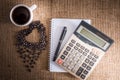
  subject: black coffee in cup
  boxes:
[12,6,30,25]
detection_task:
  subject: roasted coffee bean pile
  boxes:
[15,21,47,72]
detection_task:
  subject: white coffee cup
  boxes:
[10,4,37,27]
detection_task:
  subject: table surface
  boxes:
[0,0,120,80]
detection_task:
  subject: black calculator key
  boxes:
[80,74,86,79]
[71,39,76,43]
[76,43,80,47]
[74,46,78,50]
[85,59,90,63]
[66,46,71,51]
[69,43,73,47]
[63,51,68,55]
[89,61,94,66]
[82,63,87,68]
[60,55,65,60]
[86,66,91,70]
[83,70,88,75]
[76,67,84,76]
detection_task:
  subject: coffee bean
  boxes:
[30,65,34,68]
[27,68,31,72]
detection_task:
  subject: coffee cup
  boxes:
[10,4,37,27]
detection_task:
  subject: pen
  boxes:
[53,27,67,61]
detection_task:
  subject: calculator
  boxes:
[55,21,114,80]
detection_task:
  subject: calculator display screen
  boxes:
[79,28,106,48]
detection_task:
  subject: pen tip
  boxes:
[64,26,67,30]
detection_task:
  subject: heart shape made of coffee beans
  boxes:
[15,21,47,72]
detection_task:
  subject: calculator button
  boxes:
[66,46,71,51]
[80,55,85,61]
[85,59,90,63]
[74,64,80,69]
[80,74,86,79]
[68,54,72,58]
[70,65,74,69]
[57,59,63,64]
[76,43,80,47]
[86,66,91,70]
[94,55,99,59]
[74,46,78,50]
[65,59,70,64]
[83,70,88,75]
[76,53,81,58]
[80,46,85,50]
[89,61,94,66]
[71,39,76,43]
[69,43,73,47]
[70,61,75,67]
[88,55,92,59]
[84,48,89,53]
[82,63,87,68]
[62,62,68,67]
[76,67,84,76]
[78,49,83,53]
[92,58,97,62]
[73,57,79,61]
[71,65,78,73]
[74,51,78,56]
[82,52,87,56]
[67,58,72,63]
[90,52,94,56]
[77,60,82,65]
[71,68,76,73]
[60,55,65,60]
[63,51,68,55]
[67,66,72,70]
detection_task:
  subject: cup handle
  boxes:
[30,4,37,11]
